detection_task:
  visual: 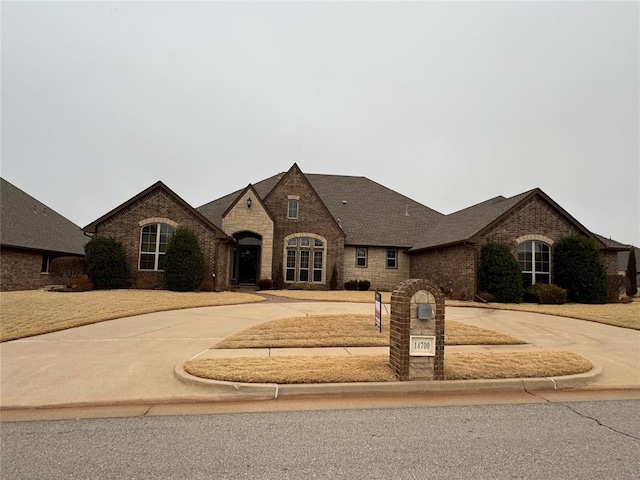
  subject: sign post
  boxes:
[374,290,382,333]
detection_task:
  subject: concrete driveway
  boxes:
[1,303,638,409]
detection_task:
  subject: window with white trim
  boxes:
[356,247,368,267]
[287,199,299,219]
[285,235,325,283]
[139,223,175,271]
[386,249,397,269]
[517,240,550,288]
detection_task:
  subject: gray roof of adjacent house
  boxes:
[198,173,445,247]
[1,178,87,255]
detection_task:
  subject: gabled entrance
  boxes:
[232,232,262,285]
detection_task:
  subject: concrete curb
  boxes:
[173,360,603,400]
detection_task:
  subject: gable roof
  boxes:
[83,181,230,239]
[221,183,275,223]
[409,188,600,253]
[0,177,87,255]
[198,168,445,247]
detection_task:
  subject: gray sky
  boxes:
[2,1,638,246]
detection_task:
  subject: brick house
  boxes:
[1,178,87,291]
[83,182,233,290]
[81,163,625,296]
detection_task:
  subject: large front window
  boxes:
[517,240,550,288]
[139,223,175,270]
[285,235,325,283]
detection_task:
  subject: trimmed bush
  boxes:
[329,264,338,290]
[163,229,206,292]
[626,248,638,297]
[85,237,128,289]
[554,235,607,304]
[525,283,567,304]
[257,278,273,290]
[344,280,359,291]
[49,256,85,289]
[357,280,371,291]
[71,274,93,292]
[477,243,523,303]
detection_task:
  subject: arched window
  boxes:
[139,223,175,271]
[517,240,550,288]
[285,234,326,283]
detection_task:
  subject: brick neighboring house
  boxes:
[83,181,233,290]
[80,163,624,296]
[0,178,87,291]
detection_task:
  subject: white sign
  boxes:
[409,335,436,356]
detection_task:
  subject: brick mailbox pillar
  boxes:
[389,279,445,381]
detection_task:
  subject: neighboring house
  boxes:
[82,163,624,296]
[83,181,233,290]
[0,178,88,291]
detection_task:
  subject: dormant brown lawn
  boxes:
[214,314,524,349]
[0,290,264,342]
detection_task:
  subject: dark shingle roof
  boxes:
[409,190,534,252]
[1,178,87,255]
[197,172,444,247]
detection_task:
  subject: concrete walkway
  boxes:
[1,303,639,410]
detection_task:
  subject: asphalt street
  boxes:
[2,400,639,479]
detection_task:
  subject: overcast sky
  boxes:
[2,1,638,246]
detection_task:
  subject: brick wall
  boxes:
[1,247,49,291]
[222,190,274,282]
[410,244,477,300]
[264,167,345,289]
[343,246,410,291]
[94,188,230,290]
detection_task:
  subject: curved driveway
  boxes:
[1,303,638,409]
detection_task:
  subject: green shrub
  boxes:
[49,256,85,289]
[358,280,371,291]
[525,283,567,304]
[257,278,273,290]
[553,235,607,304]
[477,243,523,303]
[344,280,359,291]
[329,264,338,290]
[84,237,128,289]
[626,248,638,297]
[163,229,206,292]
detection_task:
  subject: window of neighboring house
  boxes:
[41,255,53,273]
[285,235,325,283]
[139,223,175,271]
[517,240,551,288]
[287,199,299,219]
[386,249,398,269]
[356,247,368,267]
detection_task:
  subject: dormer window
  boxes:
[287,199,299,219]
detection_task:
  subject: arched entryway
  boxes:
[232,232,262,285]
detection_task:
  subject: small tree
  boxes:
[626,248,638,297]
[85,237,128,289]
[163,228,206,292]
[553,234,607,304]
[477,243,523,303]
[49,256,85,289]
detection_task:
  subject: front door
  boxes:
[238,246,259,284]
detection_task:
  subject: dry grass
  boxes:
[184,351,592,383]
[0,290,264,342]
[214,314,524,349]
[263,290,640,330]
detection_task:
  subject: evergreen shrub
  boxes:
[257,278,273,290]
[163,229,206,292]
[477,243,523,303]
[524,283,567,304]
[85,237,128,289]
[358,280,371,291]
[553,235,607,304]
[344,280,359,291]
[626,248,638,297]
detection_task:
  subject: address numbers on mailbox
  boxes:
[409,335,436,356]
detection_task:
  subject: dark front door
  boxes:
[238,246,259,284]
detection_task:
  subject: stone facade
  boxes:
[93,187,231,290]
[1,248,53,291]
[343,246,410,291]
[222,188,274,282]
[263,166,345,288]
